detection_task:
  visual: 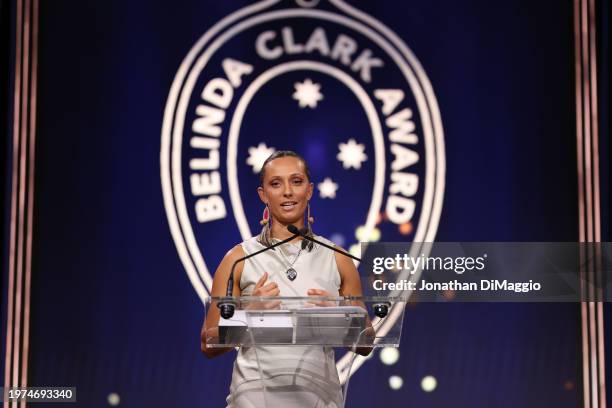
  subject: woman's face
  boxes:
[258,156,313,225]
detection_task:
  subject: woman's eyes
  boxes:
[269,178,303,187]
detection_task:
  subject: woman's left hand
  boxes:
[307,288,337,307]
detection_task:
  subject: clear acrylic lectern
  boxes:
[203,296,406,407]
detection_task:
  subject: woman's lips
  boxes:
[280,201,298,211]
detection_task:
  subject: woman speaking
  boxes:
[201,151,370,407]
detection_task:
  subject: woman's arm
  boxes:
[200,244,245,359]
[200,245,281,358]
[334,248,374,356]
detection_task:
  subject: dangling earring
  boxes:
[259,204,273,247]
[260,204,270,226]
[257,204,274,247]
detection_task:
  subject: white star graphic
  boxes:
[292,78,323,108]
[318,177,339,199]
[246,143,275,173]
[337,139,367,169]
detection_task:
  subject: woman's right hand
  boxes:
[251,272,280,296]
[247,272,281,309]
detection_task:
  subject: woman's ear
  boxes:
[307,182,314,200]
[257,186,267,204]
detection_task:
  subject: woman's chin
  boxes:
[273,213,302,226]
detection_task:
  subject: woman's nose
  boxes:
[282,182,293,196]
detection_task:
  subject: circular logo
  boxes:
[161,0,445,380]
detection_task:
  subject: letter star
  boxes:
[292,78,323,108]
[317,177,339,199]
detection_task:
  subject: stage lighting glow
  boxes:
[355,225,381,242]
[421,375,437,392]
[379,347,399,365]
[389,375,403,390]
[442,289,456,300]
[349,244,361,258]
[399,222,413,235]
[107,392,120,406]
[375,212,387,225]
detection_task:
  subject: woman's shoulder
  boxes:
[238,236,265,254]
[219,244,245,263]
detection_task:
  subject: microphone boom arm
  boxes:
[287,224,361,262]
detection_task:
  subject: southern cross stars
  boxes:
[337,139,367,169]
[293,78,323,109]
[317,177,338,199]
[246,142,275,173]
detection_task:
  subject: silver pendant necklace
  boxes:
[279,244,302,281]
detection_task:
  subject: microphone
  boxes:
[218,228,302,319]
[288,225,390,318]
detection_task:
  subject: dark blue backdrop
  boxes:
[3,0,609,407]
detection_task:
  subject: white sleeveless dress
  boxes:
[226,235,344,408]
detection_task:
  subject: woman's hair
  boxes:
[258,150,312,186]
[257,150,315,251]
